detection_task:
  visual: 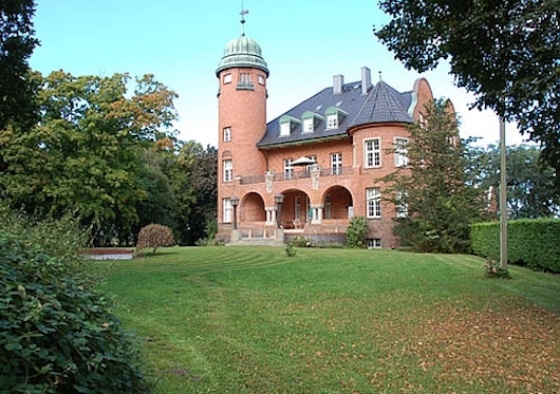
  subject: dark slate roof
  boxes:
[258,80,414,149]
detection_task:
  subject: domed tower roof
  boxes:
[216,35,269,77]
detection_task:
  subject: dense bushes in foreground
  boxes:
[471,219,560,273]
[0,210,148,393]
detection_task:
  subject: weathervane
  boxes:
[240,2,249,36]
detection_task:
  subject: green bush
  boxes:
[0,209,148,393]
[471,219,560,273]
[346,216,368,248]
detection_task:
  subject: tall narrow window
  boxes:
[394,137,408,167]
[223,73,232,84]
[223,160,232,182]
[331,152,342,175]
[223,127,232,142]
[223,198,232,223]
[364,138,381,168]
[295,196,301,220]
[396,190,408,218]
[284,158,294,180]
[366,188,381,218]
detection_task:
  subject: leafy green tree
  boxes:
[466,143,559,218]
[0,0,39,130]
[381,100,485,253]
[375,0,560,191]
[0,71,179,245]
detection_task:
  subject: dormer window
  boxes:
[303,118,314,132]
[279,115,301,137]
[325,106,348,130]
[327,115,338,129]
[301,111,324,133]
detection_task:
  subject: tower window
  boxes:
[223,127,232,142]
[223,73,232,84]
[394,137,409,167]
[258,75,265,85]
[223,198,232,223]
[366,187,381,218]
[223,160,233,182]
[364,138,381,168]
[237,73,254,90]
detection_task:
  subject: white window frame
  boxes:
[284,158,294,180]
[364,138,381,168]
[295,196,301,220]
[223,73,232,84]
[331,152,342,175]
[396,190,408,218]
[258,75,265,85]
[303,117,314,133]
[394,137,409,167]
[223,127,232,142]
[366,187,381,218]
[367,238,382,249]
[223,159,232,182]
[326,114,338,129]
[223,198,232,223]
[280,122,291,137]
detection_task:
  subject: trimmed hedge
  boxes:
[470,219,560,273]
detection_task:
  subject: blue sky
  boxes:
[30,0,522,147]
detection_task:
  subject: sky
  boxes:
[29,0,525,148]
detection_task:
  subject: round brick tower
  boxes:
[216,34,269,227]
[216,35,269,177]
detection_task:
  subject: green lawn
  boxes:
[91,247,560,394]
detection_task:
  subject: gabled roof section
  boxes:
[258,79,414,149]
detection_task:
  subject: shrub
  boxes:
[285,243,297,257]
[0,210,148,393]
[483,258,512,279]
[346,216,368,248]
[471,219,560,273]
[136,223,176,255]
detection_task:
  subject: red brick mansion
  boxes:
[215,31,454,248]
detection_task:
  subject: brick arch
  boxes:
[322,186,354,220]
[277,188,311,228]
[240,192,265,222]
[222,150,232,158]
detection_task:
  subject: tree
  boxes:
[0,71,179,245]
[466,143,559,218]
[136,223,176,255]
[0,0,39,130]
[380,100,485,253]
[375,0,560,190]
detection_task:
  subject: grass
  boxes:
[90,246,560,394]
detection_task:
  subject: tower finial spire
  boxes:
[240,2,249,36]
[378,70,383,82]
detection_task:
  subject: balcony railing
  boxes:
[238,166,354,185]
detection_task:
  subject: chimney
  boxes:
[361,66,372,95]
[333,74,344,95]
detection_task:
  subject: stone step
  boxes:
[228,238,284,247]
